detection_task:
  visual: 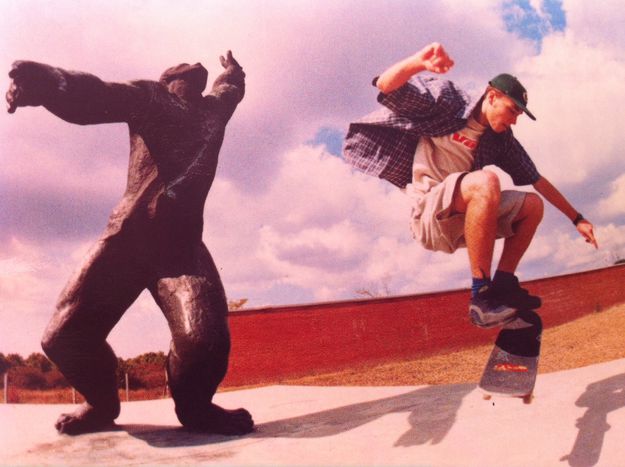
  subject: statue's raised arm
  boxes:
[6,60,148,125]
[204,50,245,121]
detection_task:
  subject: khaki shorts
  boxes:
[410,172,526,254]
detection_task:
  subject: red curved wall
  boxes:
[223,265,625,387]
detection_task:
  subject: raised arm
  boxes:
[376,42,455,94]
[204,51,245,121]
[533,175,598,248]
[6,61,148,125]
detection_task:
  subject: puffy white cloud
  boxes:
[0,238,64,355]
[513,31,625,186]
[598,174,625,219]
[563,0,625,57]
[202,144,424,303]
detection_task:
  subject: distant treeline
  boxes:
[0,351,167,390]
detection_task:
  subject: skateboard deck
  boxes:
[479,309,542,403]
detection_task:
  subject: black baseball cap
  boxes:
[489,73,536,121]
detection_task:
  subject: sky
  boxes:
[1,0,624,358]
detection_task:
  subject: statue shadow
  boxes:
[123,383,475,448]
[560,373,625,467]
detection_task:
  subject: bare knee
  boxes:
[456,170,501,212]
[473,170,501,196]
[519,192,544,225]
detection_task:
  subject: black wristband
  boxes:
[573,213,585,226]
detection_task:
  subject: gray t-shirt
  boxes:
[406,116,487,210]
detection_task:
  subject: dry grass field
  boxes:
[281,302,625,387]
[4,388,168,404]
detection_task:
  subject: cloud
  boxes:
[598,174,625,219]
[202,144,425,303]
[513,31,625,190]
[0,238,66,355]
[563,0,625,57]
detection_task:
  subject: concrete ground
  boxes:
[3,358,625,467]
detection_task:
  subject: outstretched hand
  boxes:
[415,42,454,74]
[220,50,241,70]
[6,61,62,113]
[6,78,20,114]
[5,61,29,113]
[577,220,599,249]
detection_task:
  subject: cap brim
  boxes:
[522,107,536,121]
[511,97,536,121]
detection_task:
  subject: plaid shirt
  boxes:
[343,76,540,188]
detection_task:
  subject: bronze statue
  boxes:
[6,51,253,435]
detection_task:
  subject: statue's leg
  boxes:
[42,237,146,435]
[150,243,253,435]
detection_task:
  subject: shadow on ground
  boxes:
[561,373,625,467]
[125,384,475,449]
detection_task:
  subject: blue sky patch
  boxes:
[502,0,566,47]
[308,127,344,157]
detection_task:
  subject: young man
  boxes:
[344,42,597,328]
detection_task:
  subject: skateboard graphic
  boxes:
[478,309,542,403]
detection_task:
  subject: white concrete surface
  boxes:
[2,358,625,466]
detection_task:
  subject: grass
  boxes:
[280,302,625,386]
[3,388,168,404]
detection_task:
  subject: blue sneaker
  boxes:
[469,286,518,329]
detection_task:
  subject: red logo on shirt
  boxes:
[452,133,477,150]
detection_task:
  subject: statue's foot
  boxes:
[181,403,254,435]
[55,403,117,435]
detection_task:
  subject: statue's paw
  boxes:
[54,403,116,435]
[220,407,254,435]
[182,404,254,435]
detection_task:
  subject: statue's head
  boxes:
[160,63,208,98]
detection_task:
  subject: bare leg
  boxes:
[497,192,544,273]
[42,238,146,435]
[150,243,253,435]
[452,170,501,278]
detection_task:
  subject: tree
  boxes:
[10,367,47,389]
[0,353,9,374]
[5,353,25,368]
[25,352,53,372]
[129,351,167,367]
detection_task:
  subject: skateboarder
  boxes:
[344,42,598,327]
[6,52,253,435]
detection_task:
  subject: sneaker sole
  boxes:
[469,307,517,329]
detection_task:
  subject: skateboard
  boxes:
[478,309,542,403]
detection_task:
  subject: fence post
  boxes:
[163,369,168,398]
[125,372,129,402]
[72,387,76,404]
